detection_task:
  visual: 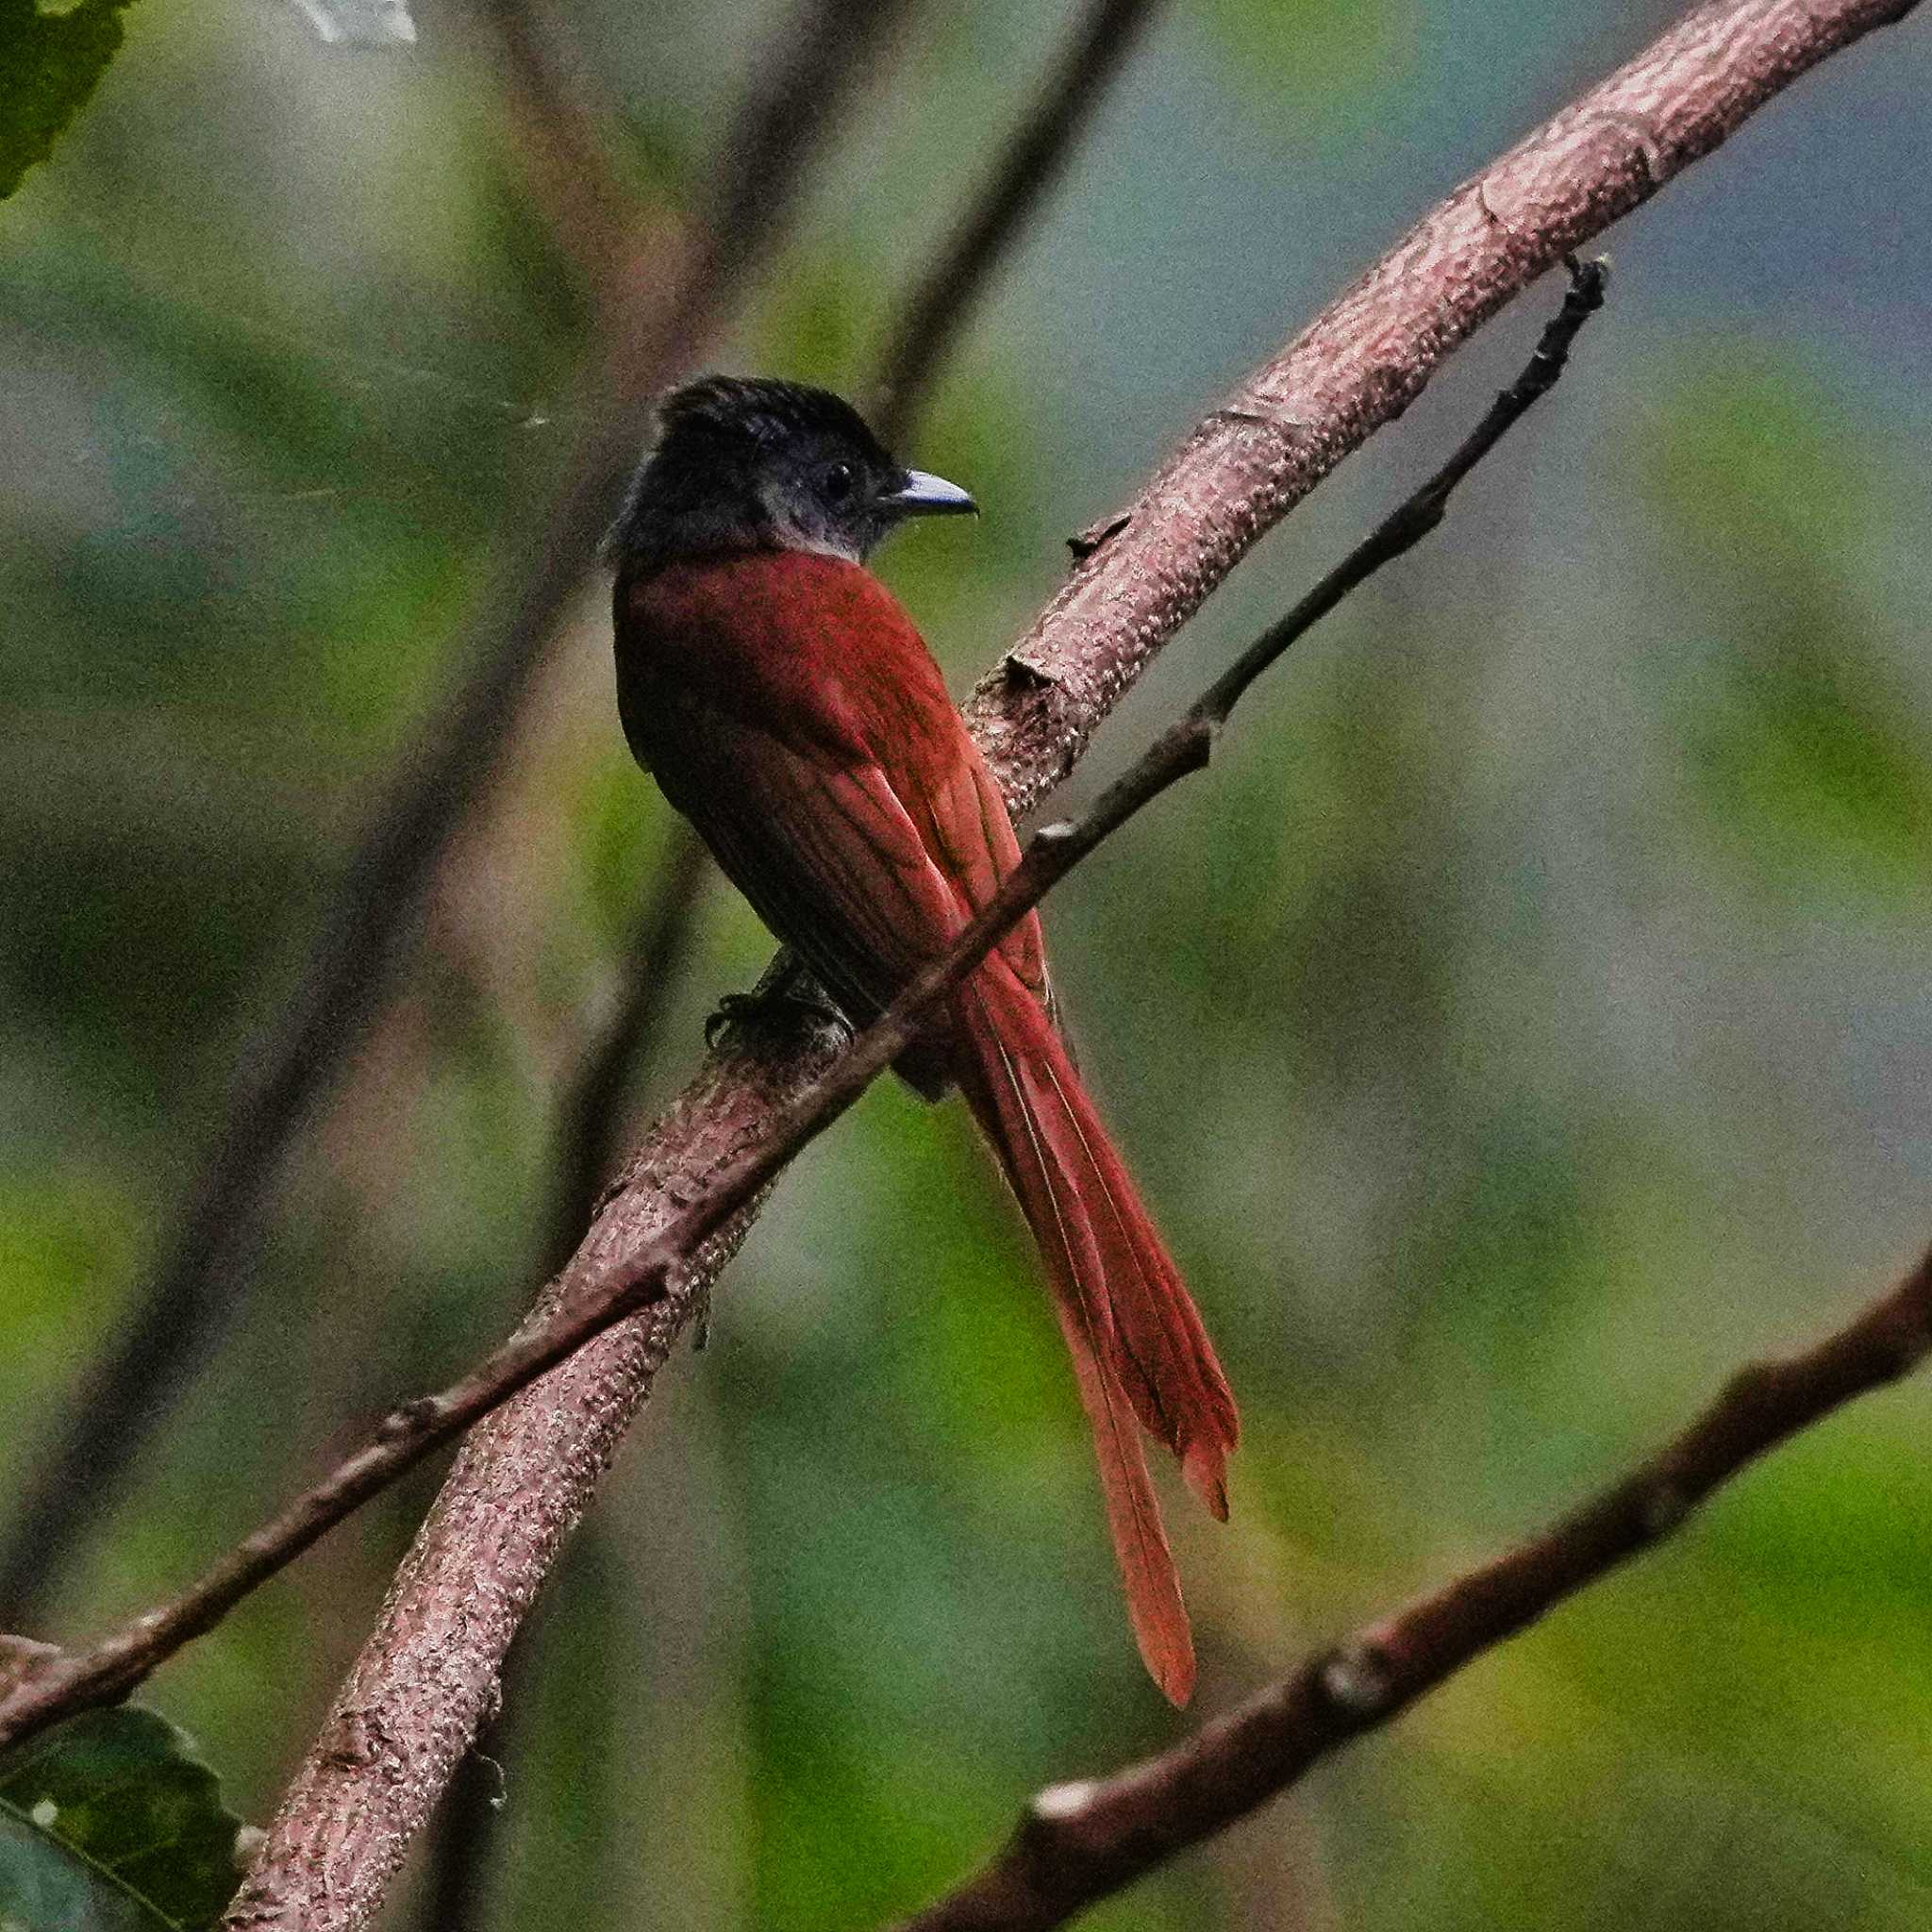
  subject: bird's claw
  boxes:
[705,985,848,1052]
[705,992,762,1049]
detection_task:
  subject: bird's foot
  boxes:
[704,982,848,1053]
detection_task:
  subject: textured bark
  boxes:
[227,2,1923,1924]
[224,1041,824,1928]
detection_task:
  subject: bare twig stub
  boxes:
[895,1245,1932,1930]
[0,0,919,1626]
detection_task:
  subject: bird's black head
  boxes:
[607,375,975,571]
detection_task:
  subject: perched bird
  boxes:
[608,376,1238,1702]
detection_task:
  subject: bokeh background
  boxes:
[5,0,1932,1925]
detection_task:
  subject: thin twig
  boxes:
[0,258,1602,1756]
[895,1242,1932,1930]
[974,258,1608,913]
[871,0,1168,447]
[955,0,1923,824]
[0,0,919,1630]
[208,4,1922,1921]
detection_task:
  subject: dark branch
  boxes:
[0,256,1604,1757]
[411,824,709,1924]
[467,0,638,308]
[895,1243,1932,1930]
[543,828,712,1274]
[871,0,1168,446]
[409,827,706,1931]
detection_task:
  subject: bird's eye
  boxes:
[821,461,855,503]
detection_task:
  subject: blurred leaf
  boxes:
[1644,359,1931,902]
[1644,361,1867,562]
[755,246,876,394]
[0,1810,171,1932]
[1200,0,1419,125]
[0,1707,247,1931]
[576,752,683,949]
[0,0,132,203]
[1676,629,1930,902]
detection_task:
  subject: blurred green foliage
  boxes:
[3,2,1932,1928]
[1200,0,1421,132]
[0,0,133,202]
[1644,361,1932,907]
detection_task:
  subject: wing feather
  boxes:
[621,552,1042,1024]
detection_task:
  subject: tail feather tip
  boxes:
[1181,1441,1230,1523]
[1141,1631,1195,1708]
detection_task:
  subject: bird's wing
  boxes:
[703,725,972,1024]
[884,724,1049,1008]
[620,552,1045,1021]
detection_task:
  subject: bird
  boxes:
[608,375,1238,1703]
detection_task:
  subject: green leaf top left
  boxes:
[0,0,137,203]
[0,1707,249,1931]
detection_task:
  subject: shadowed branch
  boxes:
[871,0,1169,446]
